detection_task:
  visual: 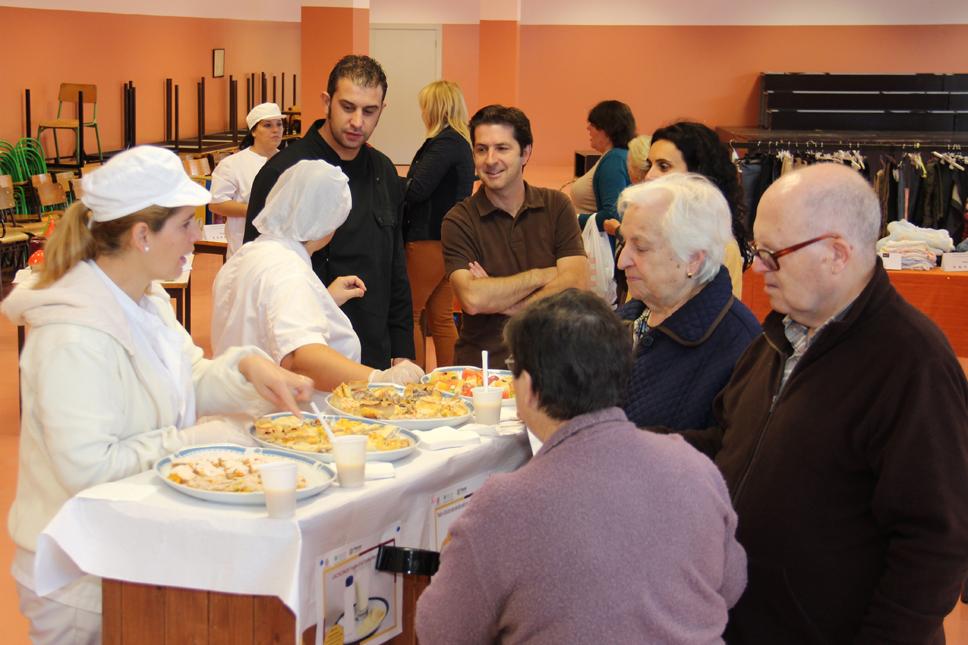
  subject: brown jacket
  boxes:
[686,262,968,644]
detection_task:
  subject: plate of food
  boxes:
[422,366,516,407]
[250,413,417,463]
[155,444,334,505]
[325,381,472,430]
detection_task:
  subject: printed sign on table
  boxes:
[203,223,226,242]
[315,522,403,645]
[431,472,492,550]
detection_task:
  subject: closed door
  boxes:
[369,25,441,165]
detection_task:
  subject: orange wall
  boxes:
[299,7,370,128]
[0,7,298,156]
[479,20,520,108]
[517,24,968,166]
[442,24,480,117]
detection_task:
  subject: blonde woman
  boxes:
[403,80,474,369]
[626,134,651,184]
[1,146,312,644]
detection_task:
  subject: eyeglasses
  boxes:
[752,234,838,271]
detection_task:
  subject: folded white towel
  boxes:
[412,426,481,450]
[365,462,395,480]
[877,220,953,254]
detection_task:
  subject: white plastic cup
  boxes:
[472,386,503,425]
[332,435,367,488]
[257,461,298,518]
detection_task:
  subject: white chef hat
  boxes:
[246,102,286,130]
[252,160,352,242]
[80,146,210,223]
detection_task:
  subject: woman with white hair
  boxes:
[212,160,424,392]
[1,145,313,644]
[617,173,761,430]
[209,102,287,257]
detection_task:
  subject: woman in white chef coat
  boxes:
[209,102,286,257]
[1,146,313,645]
[212,160,424,391]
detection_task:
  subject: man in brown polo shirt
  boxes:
[442,105,589,368]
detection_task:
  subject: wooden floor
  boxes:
[0,164,966,641]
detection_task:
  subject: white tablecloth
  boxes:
[34,433,531,635]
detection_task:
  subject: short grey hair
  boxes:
[617,173,732,284]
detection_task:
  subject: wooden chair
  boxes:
[54,171,76,202]
[70,177,84,199]
[182,156,211,178]
[211,149,234,165]
[36,83,102,164]
[37,182,68,214]
[0,178,14,236]
[30,173,51,188]
[81,162,101,176]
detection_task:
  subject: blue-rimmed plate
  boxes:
[155,443,334,505]
[421,366,516,407]
[250,412,418,463]
[325,383,472,430]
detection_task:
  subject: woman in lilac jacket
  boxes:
[416,289,746,644]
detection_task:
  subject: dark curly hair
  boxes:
[327,55,388,100]
[650,121,752,268]
[588,100,636,149]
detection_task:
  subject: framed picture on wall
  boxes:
[213,49,225,78]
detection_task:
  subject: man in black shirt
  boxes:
[244,55,413,369]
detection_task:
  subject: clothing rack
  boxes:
[717,126,968,154]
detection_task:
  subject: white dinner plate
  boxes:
[421,366,517,407]
[249,412,418,463]
[155,444,334,505]
[325,383,472,431]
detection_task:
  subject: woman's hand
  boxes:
[328,275,367,305]
[238,355,314,416]
[603,219,621,236]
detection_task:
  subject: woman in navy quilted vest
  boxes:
[617,173,761,430]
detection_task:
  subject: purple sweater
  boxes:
[415,407,746,644]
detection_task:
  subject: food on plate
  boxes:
[167,453,307,493]
[427,368,514,399]
[329,381,470,420]
[254,415,411,453]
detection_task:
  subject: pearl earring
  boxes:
[144,246,150,252]
[687,271,694,278]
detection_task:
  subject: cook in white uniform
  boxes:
[209,102,286,257]
[1,146,314,645]
[212,160,424,392]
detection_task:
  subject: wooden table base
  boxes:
[103,576,431,644]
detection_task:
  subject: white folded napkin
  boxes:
[412,426,481,450]
[462,422,498,437]
[365,462,395,480]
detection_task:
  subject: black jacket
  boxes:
[684,263,968,644]
[403,126,474,242]
[244,119,413,368]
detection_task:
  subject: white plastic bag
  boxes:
[581,214,617,306]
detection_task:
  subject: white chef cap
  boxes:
[246,103,286,130]
[80,146,210,222]
[252,160,352,242]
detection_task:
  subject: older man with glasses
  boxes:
[680,162,968,644]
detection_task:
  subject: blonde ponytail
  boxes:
[36,202,97,288]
